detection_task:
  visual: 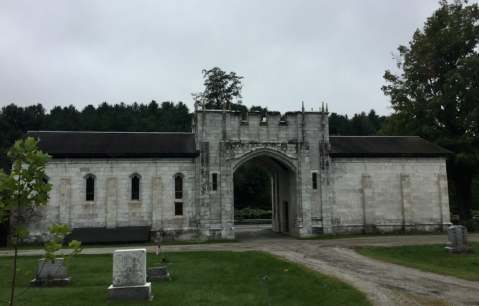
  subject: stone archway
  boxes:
[195,109,330,240]
[230,149,298,237]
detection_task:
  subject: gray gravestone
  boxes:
[30,258,71,287]
[445,225,474,254]
[107,249,152,301]
[147,266,172,282]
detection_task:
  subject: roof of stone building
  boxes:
[329,136,451,157]
[23,131,199,158]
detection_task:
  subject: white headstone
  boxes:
[112,249,146,287]
[108,248,151,301]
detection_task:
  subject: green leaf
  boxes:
[48,223,71,235]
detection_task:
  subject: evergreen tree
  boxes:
[44,105,80,131]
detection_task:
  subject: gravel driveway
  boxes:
[2,232,478,306]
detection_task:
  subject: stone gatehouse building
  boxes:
[23,106,452,242]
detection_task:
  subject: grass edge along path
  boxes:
[300,232,447,240]
[355,242,479,282]
[0,239,239,251]
[0,251,371,306]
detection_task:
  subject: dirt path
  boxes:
[265,241,479,306]
[2,234,478,305]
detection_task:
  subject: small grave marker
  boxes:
[147,266,171,282]
[444,225,474,254]
[30,258,71,287]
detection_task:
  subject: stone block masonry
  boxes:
[26,158,199,243]
[195,108,331,238]
[332,157,451,234]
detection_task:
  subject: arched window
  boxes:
[175,175,183,199]
[131,175,140,200]
[174,174,183,215]
[86,176,95,201]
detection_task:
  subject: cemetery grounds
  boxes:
[1,233,479,305]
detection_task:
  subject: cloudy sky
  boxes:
[1,0,475,117]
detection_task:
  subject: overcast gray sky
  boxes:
[1,0,476,117]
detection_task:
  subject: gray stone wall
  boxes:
[28,158,197,242]
[331,157,451,234]
[195,108,330,239]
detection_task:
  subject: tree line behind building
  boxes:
[0,101,387,169]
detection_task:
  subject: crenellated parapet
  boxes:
[194,105,330,144]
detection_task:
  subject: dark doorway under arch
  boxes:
[231,152,298,237]
[234,162,272,213]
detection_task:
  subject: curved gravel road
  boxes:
[1,231,478,306]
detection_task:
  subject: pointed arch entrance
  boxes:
[231,149,298,236]
[194,109,328,240]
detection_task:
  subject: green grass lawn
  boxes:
[0,251,371,306]
[356,242,479,282]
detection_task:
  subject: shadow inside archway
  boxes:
[232,152,298,238]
